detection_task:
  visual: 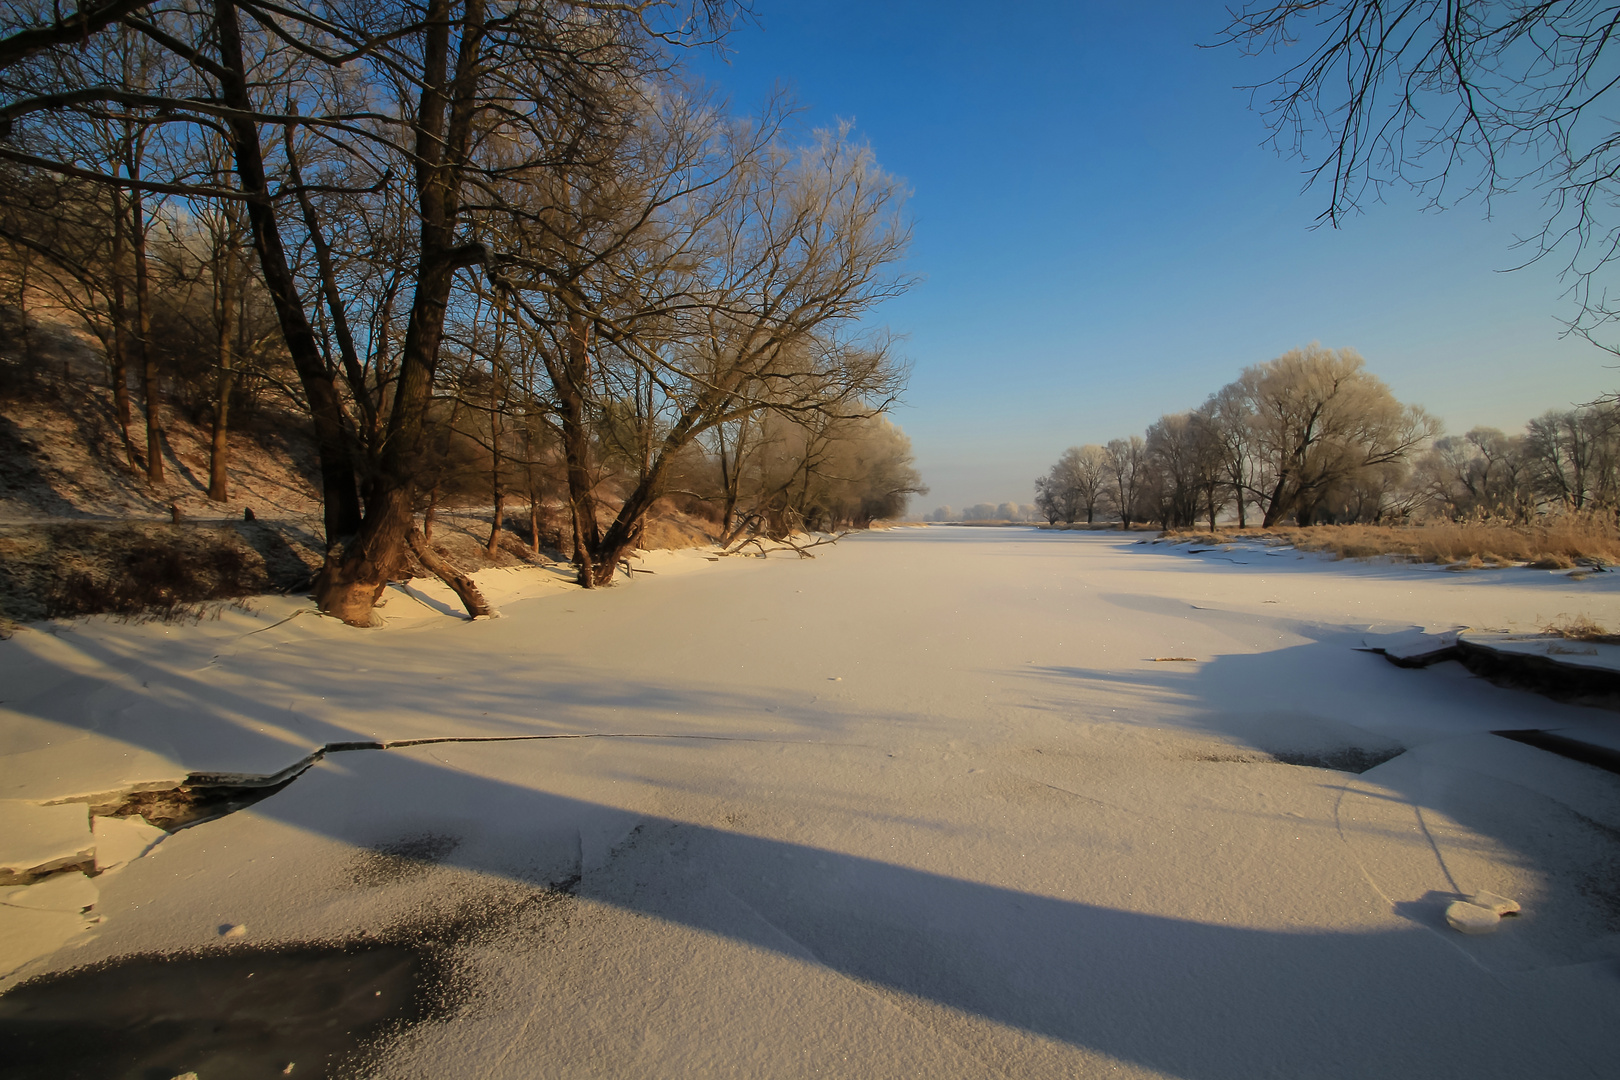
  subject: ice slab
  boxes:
[1459,632,1620,674]
[1360,629,1462,667]
[91,814,167,872]
[0,870,98,913]
[0,801,92,881]
[1446,900,1501,934]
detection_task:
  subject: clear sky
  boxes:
[686,1,1619,515]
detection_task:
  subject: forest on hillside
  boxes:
[0,0,924,627]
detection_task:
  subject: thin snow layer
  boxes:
[4,527,1620,1078]
[1460,631,1620,672]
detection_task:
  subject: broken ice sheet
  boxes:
[0,801,92,882]
[0,871,97,913]
[92,813,167,872]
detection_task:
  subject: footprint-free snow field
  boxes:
[2,527,1618,1078]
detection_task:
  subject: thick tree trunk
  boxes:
[312,0,489,624]
[317,243,463,620]
[214,0,361,546]
[407,526,495,618]
[1260,476,1291,528]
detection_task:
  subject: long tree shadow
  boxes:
[118,742,1606,1080]
[3,603,1618,1078]
[0,413,82,518]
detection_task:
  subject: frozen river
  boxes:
[3,526,1619,1078]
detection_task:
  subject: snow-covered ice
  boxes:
[2,526,1619,1078]
[0,801,91,880]
[1459,630,1620,673]
[89,814,166,873]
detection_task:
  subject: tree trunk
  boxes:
[285,124,377,443]
[557,312,602,586]
[208,232,235,502]
[589,409,707,585]
[16,252,33,370]
[407,526,496,619]
[214,0,362,546]
[1260,476,1291,528]
[312,0,490,625]
[717,420,742,540]
[529,498,541,555]
[423,394,461,545]
[130,185,163,485]
[108,197,137,470]
[487,490,505,555]
[486,361,503,555]
[423,482,440,543]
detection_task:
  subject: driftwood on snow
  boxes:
[407,526,498,619]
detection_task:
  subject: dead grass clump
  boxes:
[43,532,260,621]
[0,520,325,627]
[1170,531,1234,546]
[1540,614,1620,644]
[636,504,717,551]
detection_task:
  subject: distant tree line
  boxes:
[1036,343,1620,529]
[0,0,924,626]
[923,503,1037,523]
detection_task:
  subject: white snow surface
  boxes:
[3,526,1620,1078]
[1459,630,1620,672]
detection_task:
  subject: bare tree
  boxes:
[1416,425,1538,520]
[1104,435,1147,529]
[1036,444,1111,525]
[3,0,744,626]
[1237,344,1439,526]
[1221,2,1620,348]
[491,115,912,586]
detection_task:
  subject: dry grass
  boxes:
[1165,516,1620,568]
[636,505,718,551]
[1540,614,1620,644]
[0,520,325,633]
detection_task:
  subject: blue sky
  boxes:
[687,2,1618,514]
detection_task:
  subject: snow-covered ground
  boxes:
[3,527,1620,1078]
